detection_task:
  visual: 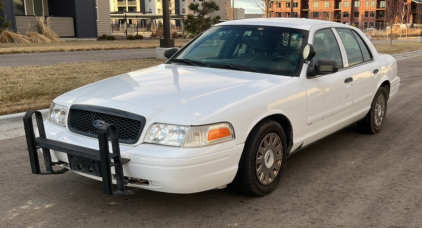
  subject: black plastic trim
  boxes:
[68,105,146,144]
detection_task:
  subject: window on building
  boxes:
[324,2,329,7]
[277,3,281,8]
[370,11,375,17]
[378,11,384,18]
[158,9,161,13]
[118,7,125,12]
[354,11,359,17]
[369,22,374,27]
[364,22,368,28]
[380,1,386,7]
[371,1,375,7]
[314,2,319,8]
[344,1,350,7]
[95,0,99,21]
[285,12,291,17]
[313,12,319,17]
[13,0,26,16]
[293,12,298,17]
[276,12,282,17]
[293,2,298,8]
[354,1,360,7]
[343,11,349,17]
[286,2,291,8]
[128,7,136,12]
[365,11,368,17]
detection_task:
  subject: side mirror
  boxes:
[164,48,178,59]
[303,44,316,62]
[307,59,339,77]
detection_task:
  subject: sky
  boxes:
[233,0,264,14]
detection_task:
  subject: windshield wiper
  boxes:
[209,63,257,72]
[171,59,206,67]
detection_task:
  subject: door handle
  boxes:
[344,77,353,83]
[373,69,379,74]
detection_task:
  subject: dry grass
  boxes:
[373,42,422,55]
[36,17,64,42]
[0,59,165,115]
[0,39,190,54]
[0,30,31,43]
[26,32,51,43]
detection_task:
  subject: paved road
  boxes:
[0,49,156,67]
[1,57,422,228]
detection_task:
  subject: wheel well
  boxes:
[381,80,390,100]
[249,114,293,152]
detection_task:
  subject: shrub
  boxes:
[171,32,178,38]
[98,34,108,40]
[135,34,143,39]
[127,35,135,40]
[178,34,183,38]
[106,35,116,40]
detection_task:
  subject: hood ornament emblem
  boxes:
[93,120,106,129]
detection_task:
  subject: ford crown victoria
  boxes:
[23,18,400,196]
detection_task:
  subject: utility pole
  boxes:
[232,0,235,20]
[160,0,174,47]
[291,0,293,17]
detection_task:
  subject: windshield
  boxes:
[169,25,308,76]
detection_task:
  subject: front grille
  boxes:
[68,105,146,144]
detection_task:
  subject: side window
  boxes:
[336,28,364,66]
[352,30,373,62]
[313,29,343,69]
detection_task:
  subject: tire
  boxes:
[357,86,388,134]
[231,120,287,196]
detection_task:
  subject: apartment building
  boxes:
[1,0,110,38]
[269,0,422,29]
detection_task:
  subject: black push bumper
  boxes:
[23,110,130,195]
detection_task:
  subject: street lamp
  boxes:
[160,0,174,47]
[136,15,139,35]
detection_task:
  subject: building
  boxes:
[234,8,245,19]
[269,0,422,29]
[1,0,110,38]
[244,13,264,18]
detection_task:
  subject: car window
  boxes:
[313,29,343,69]
[172,25,308,76]
[352,30,373,62]
[336,28,364,66]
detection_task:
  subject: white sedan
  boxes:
[25,18,400,196]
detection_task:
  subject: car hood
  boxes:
[58,64,292,118]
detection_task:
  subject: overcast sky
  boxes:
[233,0,263,14]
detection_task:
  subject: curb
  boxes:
[392,50,422,61]
[0,109,49,131]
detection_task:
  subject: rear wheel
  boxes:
[232,120,287,196]
[357,86,388,134]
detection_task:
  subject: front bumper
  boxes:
[24,111,244,194]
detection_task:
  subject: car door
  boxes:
[335,28,378,123]
[301,28,353,144]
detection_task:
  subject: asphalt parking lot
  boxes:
[1,56,421,228]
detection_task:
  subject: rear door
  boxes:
[335,28,379,123]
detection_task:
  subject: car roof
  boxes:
[216,18,348,31]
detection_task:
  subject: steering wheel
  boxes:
[272,56,295,66]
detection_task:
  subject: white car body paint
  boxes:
[44,19,400,193]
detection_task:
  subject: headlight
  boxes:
[144,122,235,147]
[48,103,68,126]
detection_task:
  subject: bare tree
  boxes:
[318,11,335,22]
[226,0,233,20]
[249,0,272,17]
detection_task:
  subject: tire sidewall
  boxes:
[243,121,287,195]
[370,87,388,133]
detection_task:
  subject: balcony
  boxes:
[118,0,137,7]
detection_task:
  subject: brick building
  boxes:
[269,0,422,29]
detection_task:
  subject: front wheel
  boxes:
[231,120,287,196]
[357,86,388,134]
